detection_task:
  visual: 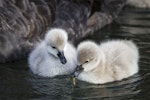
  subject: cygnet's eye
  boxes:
[84,58,93,64]
[52,46,56,49]
[85,60,89,63]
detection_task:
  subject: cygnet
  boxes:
[73,40,139,84]
[28,28,77,77]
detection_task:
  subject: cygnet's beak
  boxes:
[72,65,84,78]
[57,51,67,64]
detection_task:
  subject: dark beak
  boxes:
[57,51,67,64]
[72,65,84,78]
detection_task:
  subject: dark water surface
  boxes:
[0,7,150,100]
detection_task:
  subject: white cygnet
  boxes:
[126,0,150,8]
[28,28,77,77]
[73,40,139,84]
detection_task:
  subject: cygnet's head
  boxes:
[45,28,68,64]
[73,41,101,77]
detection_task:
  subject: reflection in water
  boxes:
[27,75,73,99]
[0,62,32,100]
[28,73,141,100]
[0,7,150,100]
[72,74,141,100]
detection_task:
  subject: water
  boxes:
[0,7,150,100]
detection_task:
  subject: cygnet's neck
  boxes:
[43,42,58,59]
[93,50,106,73]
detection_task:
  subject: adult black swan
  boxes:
[0,0,126,63]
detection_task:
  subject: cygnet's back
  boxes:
[100,40,139,80]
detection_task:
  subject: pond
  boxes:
[0,7,150,100]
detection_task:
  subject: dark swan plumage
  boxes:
[0,0,126,63]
